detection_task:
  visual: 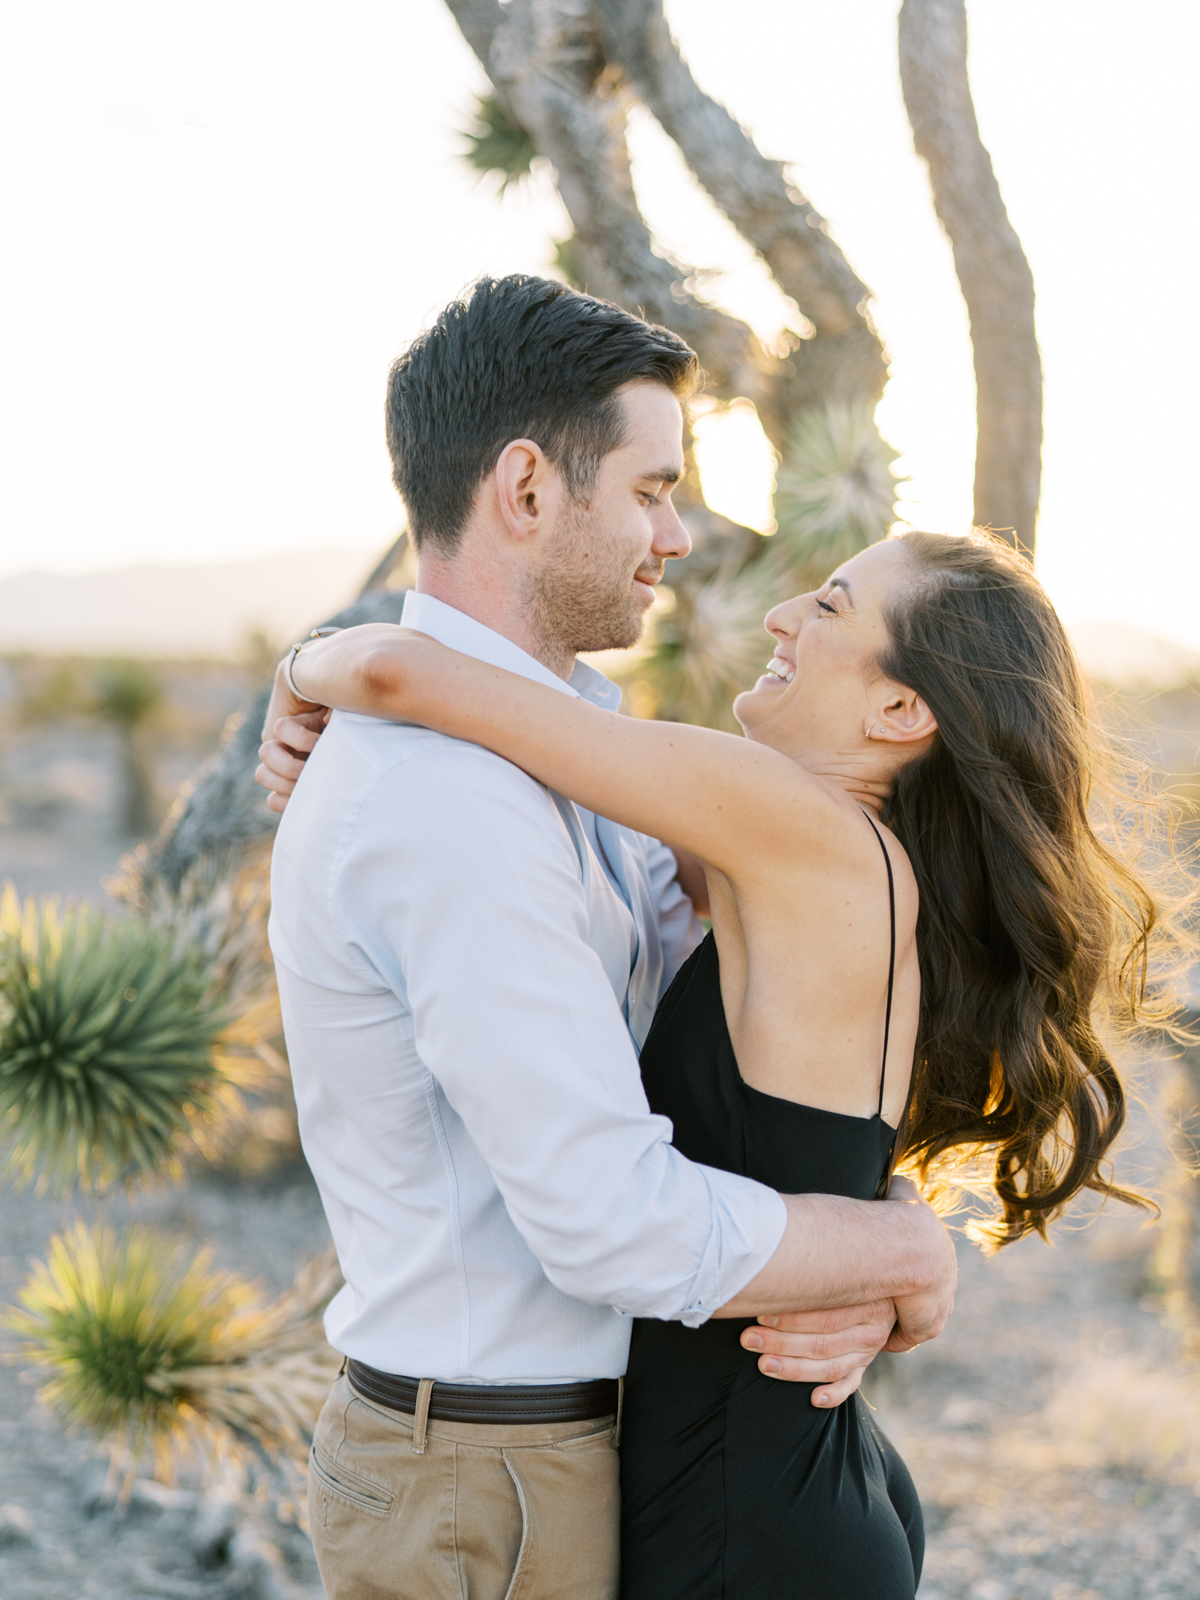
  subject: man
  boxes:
[258,275,955,1600]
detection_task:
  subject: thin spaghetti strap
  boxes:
[861,810,896,1119]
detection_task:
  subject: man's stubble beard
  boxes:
[525,499,655,663]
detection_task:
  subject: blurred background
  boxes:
[1,3,1198,1598]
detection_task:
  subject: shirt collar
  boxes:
[400,592,623,712]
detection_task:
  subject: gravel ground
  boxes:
[1,671,1197,1598]
[0,1076,1196,1599]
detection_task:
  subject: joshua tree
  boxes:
[92,659,162,836]
[0,4,1048,1484]
[449,0,1042,729]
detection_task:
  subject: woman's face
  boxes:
[734,538,920,759]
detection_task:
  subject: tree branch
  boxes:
[899,0,1042,552]
[596,0,887,416]
[444,0,767,415]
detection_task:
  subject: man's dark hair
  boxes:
[385,275,699,552]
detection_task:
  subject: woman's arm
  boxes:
[282,624,850,881]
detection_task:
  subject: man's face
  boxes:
[527,381,691,656]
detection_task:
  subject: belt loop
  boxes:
[411,1378,435,1455]
[338,1356,347,1377]
[615,1376,624,1446]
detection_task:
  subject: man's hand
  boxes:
[881,1174,956,1353]
[740,1299,897,1407]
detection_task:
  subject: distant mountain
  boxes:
[3,555,1198,692]
[0,550,381,659]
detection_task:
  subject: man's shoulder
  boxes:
[304,713,560,827]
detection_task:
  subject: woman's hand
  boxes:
[254,625,437,812]
[257,710,328,813]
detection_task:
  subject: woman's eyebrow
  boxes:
[828,577,855,606]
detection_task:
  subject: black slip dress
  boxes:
[620,814,924,1600]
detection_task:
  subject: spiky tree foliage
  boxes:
[772,403,902,584]
[4,1224,342,1480]
[641,558,780,732]
[463,92,538,191]
[0,887,229,1191]
[619,403,898,731]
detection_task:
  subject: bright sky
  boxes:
[2,1,1198,644]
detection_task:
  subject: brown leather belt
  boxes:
[346,1359,619,1425]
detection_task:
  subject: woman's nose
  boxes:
[765,596,805,639]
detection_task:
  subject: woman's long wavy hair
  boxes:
[880,529,1186,1247]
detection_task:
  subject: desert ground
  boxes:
[1,657,1198,1600]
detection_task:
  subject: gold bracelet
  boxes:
[284,627,342,701]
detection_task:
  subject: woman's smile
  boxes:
[761,652,795,687]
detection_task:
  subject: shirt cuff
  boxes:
[674,1169,788,1329]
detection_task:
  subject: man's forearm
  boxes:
[714,1188,956,1346]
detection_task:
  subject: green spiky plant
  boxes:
[772,402,902,584]
[626,400,900,730]
[3,1223,342,1484]
[0,886,229,1191]
[462,93,537,192]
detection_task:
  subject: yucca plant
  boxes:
[121,851,301,1175]
[643,557,782,732]
[772,402,901,583]
[4,1223,342,1483]
[0,886,228,1191]
[462,93,538,192]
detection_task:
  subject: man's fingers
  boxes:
[752,1352,866,1385]
[809,1367,869,1408]
[883,1327,919,1354]
[755,1299,895,1336]
[742,1323,890,1363]
[886,1174,921,1204]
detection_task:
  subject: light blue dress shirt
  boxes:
[268,593,787,1383]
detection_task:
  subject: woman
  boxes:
[264,529,1161,1599]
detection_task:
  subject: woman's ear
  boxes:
[870,682,938,746]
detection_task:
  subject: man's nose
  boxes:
[654,502,692,563]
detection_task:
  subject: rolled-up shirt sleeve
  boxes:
[333,737,786,1326]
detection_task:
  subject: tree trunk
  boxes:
[119,588,409,902]
[898,0,1042,554]
[117,726,156,837]
[447,0,890,446]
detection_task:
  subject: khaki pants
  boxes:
[308,1375,620,1600]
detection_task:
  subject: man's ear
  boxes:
[871,681,937,746]
[494,439,555,543]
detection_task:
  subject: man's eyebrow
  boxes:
[636,466,682,485]
[828,577,855,605]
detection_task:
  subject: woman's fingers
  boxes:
[258,742,305,783]
[272,711,327,750]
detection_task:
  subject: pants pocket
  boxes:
[310,1442,396,1517]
